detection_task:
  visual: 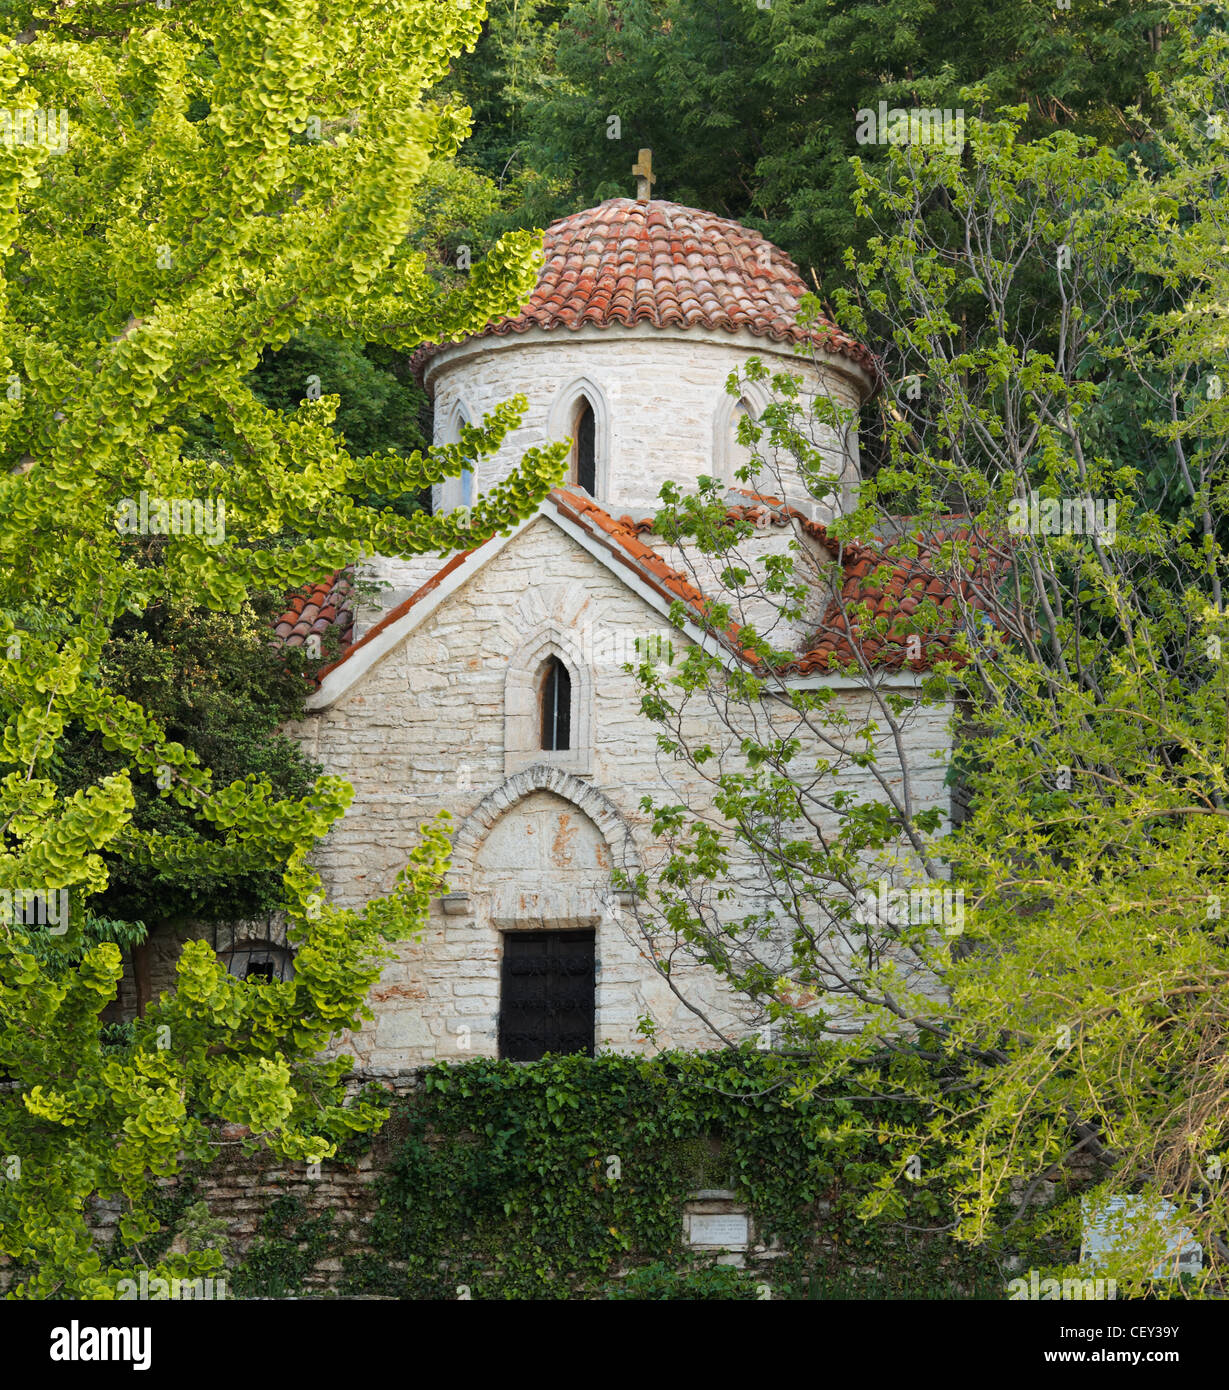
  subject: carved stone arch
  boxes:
[504,623,592,777]
[449,765,640,891]
[547,375,611,499]
[712,380,772,486]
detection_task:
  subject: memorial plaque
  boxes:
[688,1213,749,1249]
[1081,1195,1202,1277]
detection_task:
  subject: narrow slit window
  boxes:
[730,399,755,482]
[573,399,596,494]
[457,411,475,509]
[539,656,571,750]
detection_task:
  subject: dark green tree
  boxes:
[47,587,323,925]
[467,0,1173,286]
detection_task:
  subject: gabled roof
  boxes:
[411,198,877,381]
[301,545,478,691]
[549,491,1013,674]
[275,492,1013,705]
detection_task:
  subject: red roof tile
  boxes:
[274,569,356,655]
[308,547,478,686]
[790,520,1015,673]
[548,488,763,662]
[552,491,1013,673]
[284,496,1012,688]
[413,199,876,379]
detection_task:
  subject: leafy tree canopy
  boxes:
[450,0,1174,284]
[0,0,567,1299]
[619,7,1229,1293]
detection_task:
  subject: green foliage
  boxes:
[606,1260,761,1300]
[0,0,568,1300]
[45,592,324,924]
[458,0,1173,285]
[0,0,567,622]
[96,1174,210,1276]
[342,1053,1012,1300]
[438,1,569,190]
[233,1194,336,1300]
[449,1,1179,491]
[167,1200,233,1263]
[248,335,426,465]
[621,9,1229,1296]
[245,333,430,518]
[18,912,147,978]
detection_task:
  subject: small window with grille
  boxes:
[221,941,294,983]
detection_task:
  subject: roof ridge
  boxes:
[279,495,1014,689]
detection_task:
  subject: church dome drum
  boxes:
[419,187,876,517]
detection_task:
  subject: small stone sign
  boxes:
[1081,1195,1202,1278]
[687,1212,749,1249]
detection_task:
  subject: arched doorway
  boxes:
[473,789,612,1060]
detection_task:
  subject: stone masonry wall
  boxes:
[355,324,867,632]
[55,1071,810,1299]
[286,514,955,1071]
[425,323,865,516]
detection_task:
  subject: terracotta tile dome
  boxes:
[416,198,876,375]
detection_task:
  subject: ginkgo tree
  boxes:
[0,0,566,1299]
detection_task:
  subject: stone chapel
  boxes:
[136,173,1002,1071]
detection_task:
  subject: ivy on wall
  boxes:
[332,1051,1025,1300]
[233,1195,338,1300]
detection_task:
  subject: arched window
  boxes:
[730,399,756,482]
[714,391,767,487]
[221,941,295,983]
[457,409,475,508]
[432,402,477,514]
[539,656,572,750]
[505,629,591,776]
[572,398,596,494]
[549,379,608,499]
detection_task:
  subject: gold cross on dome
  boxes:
[632,148,655,201]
